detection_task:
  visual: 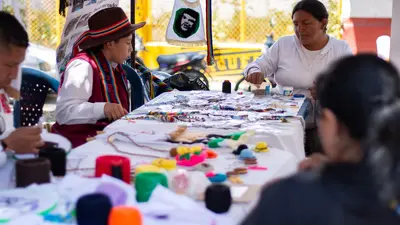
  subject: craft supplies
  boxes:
[228,176,244,184]
[222,80,231,94]
[254,142,269,152]
[175,146,206,167]
[168,126,207,143]
[239,149,255,159]
[265,82,271,96]
[135,172,168,202]
[208,173,227,183]
[234,167,248,175]
[169,147,178,157]
[247,166,268,171]
[152,158,177,170]
[282,86,294,96]
[106,132,169,158]
[39,147,67,177]
[108,206,142,225]
[95,155,131,184]
[244,158,258,165]
[135,165,161,174]
[15,158,51,188]
[205,184,232,214]
[194,163,214,173]
[96,182,128,206]
[170,169,190,194]
[76,193,112,225]
[205,149,218,158]
[233,144,248,155]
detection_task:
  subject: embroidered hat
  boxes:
[73,7,145,56]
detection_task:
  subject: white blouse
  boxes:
[244,35,353,97]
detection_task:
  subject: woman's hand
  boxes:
[245,72,264,85]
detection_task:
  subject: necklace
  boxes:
[107,132,169,158]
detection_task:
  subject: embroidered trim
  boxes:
[91,51,128,104]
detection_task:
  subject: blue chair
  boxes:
[14,67,59,128]
[122,64,148,110]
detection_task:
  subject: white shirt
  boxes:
[56,59,108,125]
[244,35,353,97]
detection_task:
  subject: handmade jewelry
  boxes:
[234,167,248,175]
[107,132,169,158]
[228,176,244,184]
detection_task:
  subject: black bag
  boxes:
[164,72,209,91]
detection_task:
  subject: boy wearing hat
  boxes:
[53,7,145,148]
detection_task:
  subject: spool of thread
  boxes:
[222,80,231,94]
[135,172,168,202]
[205,184,232,214]
[76,193,112,225]
[108,206,142,225]
[39,147,67,176]
[95,155,131,184]
[16,158,51,188]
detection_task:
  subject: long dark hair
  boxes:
[316,54,400,141]
[367,101,400,215]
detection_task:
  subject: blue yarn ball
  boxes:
[208,173,227,183]
[240,149,254,159]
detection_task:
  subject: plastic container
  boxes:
[252,81,272,96]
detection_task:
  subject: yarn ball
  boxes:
[0,151,7,168]
[96,182,128,206]
[239,149,254,159]
[205,184,232,214]
[208,173,227,183]
[135,172,168,202]
[76,193,112,225]
[108,206,142,225]
[169,148,178,157]
[232,144,248,155]
[170,169,190,194]
[39,147,67,177]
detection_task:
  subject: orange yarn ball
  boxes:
[108,206,142,225]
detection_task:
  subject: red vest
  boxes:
[52,52,129,148]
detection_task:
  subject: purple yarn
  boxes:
[96,182,128,206]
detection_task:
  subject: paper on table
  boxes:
[144,185,230,225]
[230,186,248,198]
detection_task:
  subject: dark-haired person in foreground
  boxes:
[0,12,44,157]
[52,7,145,148]
[240,54,400,225]
[244,0,353,154]
[366,102,400,217]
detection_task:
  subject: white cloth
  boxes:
[55,59,107,125]
[166,0,206,46]
[0,90,16,190]
[244,35,353,97]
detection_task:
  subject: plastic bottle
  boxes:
[252,81,271,96]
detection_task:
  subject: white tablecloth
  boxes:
[68,119,300,223]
